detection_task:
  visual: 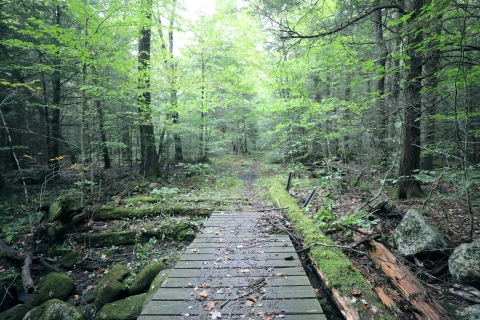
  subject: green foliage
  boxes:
[177,163,212,177]
[150,187,179,196]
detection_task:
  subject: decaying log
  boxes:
[363,240,449,320]
[0,237,61,294]
[311,262,360,320]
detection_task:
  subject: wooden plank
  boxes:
[167,266,306,278]
[139,315,327,320]
[184,245,295,254]
[152,285,317,300]
[161,276,311,288]
[173,259,300,269]
[186,241,293,248]
[180,252,297,261]
[142,298,323,315]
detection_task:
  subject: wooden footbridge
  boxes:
[139,211,326,320]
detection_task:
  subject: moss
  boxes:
[43,192,82,223]
[142,269,170,310]
[26,272,75,308]
[61,251,81,269]
[269,181,394,320]
[129,262,166,295]
[23,299,86,320]
[97,293,146,320]
[94,205,210,221]
[0,304,31,320]
[93,264,131,309]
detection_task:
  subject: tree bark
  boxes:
[138,0,157,175]
[397,0,424,199]
[96,100,111,169]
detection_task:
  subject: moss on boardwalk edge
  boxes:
[269,182,394,320]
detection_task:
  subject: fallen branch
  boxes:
[424,283,480,304]
[0,237,61,294]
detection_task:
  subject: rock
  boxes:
[392,209,447,257]
[23,299,86,320]
[449,238,480,289]
[456,304,480,320]
[26,272,75,308]
[42,192,82,223]
[148,183,159,189]
[97,293,146,320]
[129,262,166,296]
[61,251,81,269]
[79,291,95,305]
[93,264,131,309]
[142,269,170,310]
[0,304,31,320]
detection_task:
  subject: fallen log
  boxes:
[0,237,61,294]
[362,240,450,320]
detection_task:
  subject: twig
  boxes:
[359,149,400,212]
[424,283,480,304]
[219,279,266,309]
[421,172,444,214]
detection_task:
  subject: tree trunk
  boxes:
[397,0,424,199]
[138,0,157,176]
[372,0,387,149]
[420,13,442,171]
[96,100,111,169]
[50,4,62,173]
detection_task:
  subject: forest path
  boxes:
[139,210,326,319]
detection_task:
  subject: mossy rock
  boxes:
[93,264,131,309]
[61,251,81,269]
[142,269,170,310]
[0,304,31,320]
[26,272,75,308]
[43,192,82,223]
[129,262,166,295]
[23,299,86,320]
[269,182,394,320]
[97,293,146,320]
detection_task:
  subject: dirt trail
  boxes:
[237,160,269,211]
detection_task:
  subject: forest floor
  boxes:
[1,153,479,319]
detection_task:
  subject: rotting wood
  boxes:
[0,237,61,294]
[363,240,450,320]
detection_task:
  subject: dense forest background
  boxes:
[1,0,480,319]
[2,0,479,237]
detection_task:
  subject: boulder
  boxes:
[26,272,75,308]
[23,299,86,320]
[129,262,166,296]
[96,293,146,320]
[142,269,170,310]
[61,251,81,269]
[456,304,480,320]
[93,264,131,309]
[449,238,480,289]
[42,192,82,223]
[392,209,447,257]
[0,304,31,320]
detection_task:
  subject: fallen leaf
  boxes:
[245,300,254,307]
[350,289,362,296]
[261,316,273,320]
[187,282,193,287]
[203,283,211,288]
[361,303,369,310]
[275,273,285,277]
[210,310,222,319]
[246,297,256,303]
[199,290,208,298]
[204,301,215,311]
[190,248,199,253]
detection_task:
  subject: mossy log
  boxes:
[46,213,87,240]
[94,205,211,221]
[269,182,394,320]
[69,222,196,248]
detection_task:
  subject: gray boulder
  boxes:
[392,209,447,257]
[456,304,480,320]
[22,299,86,320]
[449,238,480,289]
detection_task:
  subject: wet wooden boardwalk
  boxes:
[139,211,326,320]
